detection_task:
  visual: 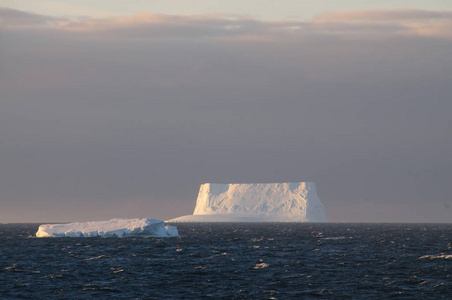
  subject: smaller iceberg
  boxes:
[36,218,178,238]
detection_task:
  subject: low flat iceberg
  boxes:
[36,218,178,238]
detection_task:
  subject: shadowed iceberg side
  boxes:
[167,182,327,222]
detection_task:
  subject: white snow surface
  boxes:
[36,218,178,237]
[168,182,327,222]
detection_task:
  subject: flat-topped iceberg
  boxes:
[36,218,178,237]
[167,182,327,222]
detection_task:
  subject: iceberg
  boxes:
[167,182,327,222]
[36,218,178,237]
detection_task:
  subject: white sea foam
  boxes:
[321,237,347,240]
[419,254,452,260]
[252,259,269,269]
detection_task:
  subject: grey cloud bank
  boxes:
[0,8,451,222]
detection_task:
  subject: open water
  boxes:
[0,223,451,299]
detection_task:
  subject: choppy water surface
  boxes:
[1,223,451,299]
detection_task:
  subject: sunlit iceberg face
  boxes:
[168,182,327,222]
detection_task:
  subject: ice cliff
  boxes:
[168,182,327,222]
[36,218,178,237]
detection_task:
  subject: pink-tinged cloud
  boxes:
[312,9,452,38]
[1,7,452,39]
[314,9,452,22]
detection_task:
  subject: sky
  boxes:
[2,0,452,19]
[1,1,451,223]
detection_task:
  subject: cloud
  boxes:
[2,7,452,39]
[0,7,64,27]
[56,13,271,39]
[314,9,452,22]
[0,8,278,39]
[313,9,452,38]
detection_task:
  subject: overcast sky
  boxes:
[1,2,451,223]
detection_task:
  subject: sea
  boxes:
[1,223,451,299]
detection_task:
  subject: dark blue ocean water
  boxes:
[1,223,451,299]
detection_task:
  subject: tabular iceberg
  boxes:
[167,182,327,222]
[36,218,178,237]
